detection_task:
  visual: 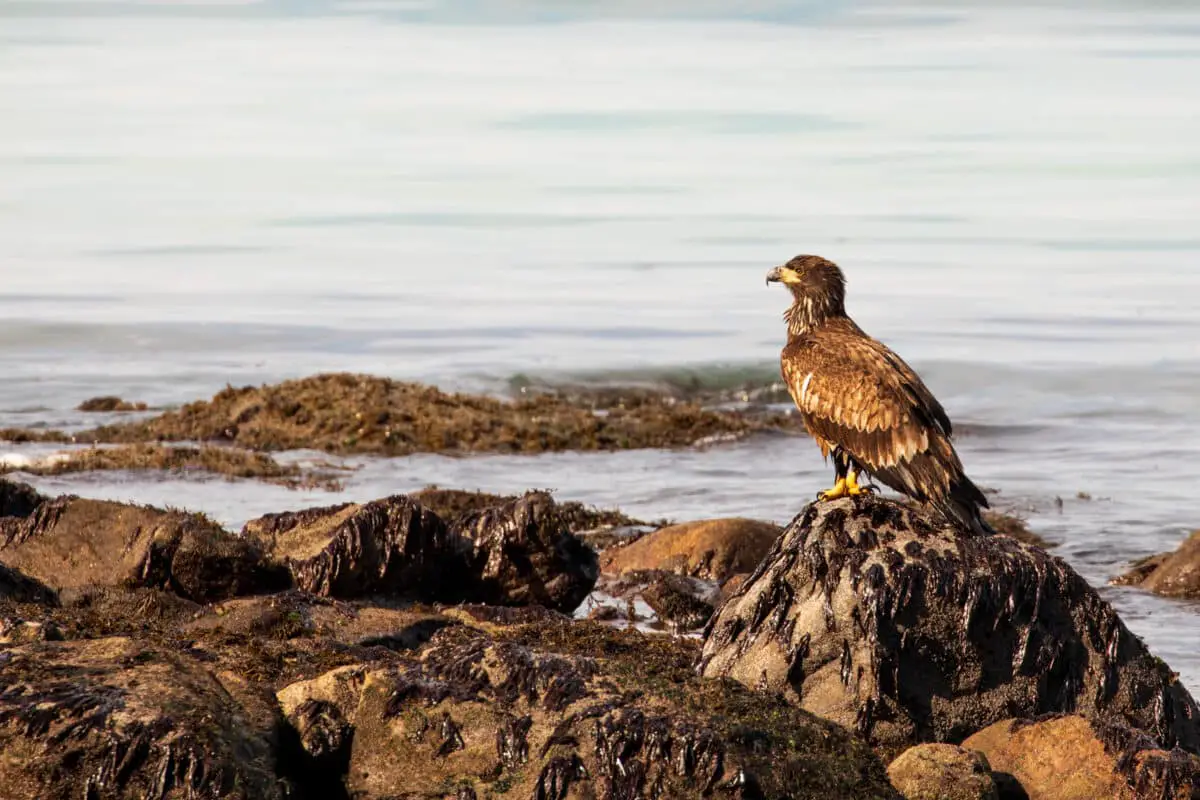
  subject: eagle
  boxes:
[766,254,993,535]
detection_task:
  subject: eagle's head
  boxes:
[766,255,847,333]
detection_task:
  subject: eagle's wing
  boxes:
[782,327,958,501]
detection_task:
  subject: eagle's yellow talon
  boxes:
[818,478,848,501]
[845,470,872,497]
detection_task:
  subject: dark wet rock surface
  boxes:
[452,490,600,612]
[1113,530,1200,600]
[699,495,1200,759]
[247,490,598,612]
[963,714,1200,800]
[641,572,718,630]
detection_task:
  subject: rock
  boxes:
[641,572,717,630]
[14,585,456,692]
[984,510,1052,548]
[719,571,751,600]
[411,485,648,532]
[592,568,718,631]
[888,743,999,800]
[453,490,599,612]
[963,715,1200,800]
[0,479,42,519]
[246,495,463,600]
[600,517,782,582]
[700,496,1200,758]
[76,394,148,412]
[277,620,900,799]
[1113,531,1200,599]
[247,491,598,612]
[185,590,454,653]
[0,561,57,605]
[60,372,797,455]
[0,636,290,799]
[0,491,289,602]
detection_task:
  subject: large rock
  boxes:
[0,636,290,799]
[601,517,781,582]
[700,496,1200,758]
[0,490,288,602]
[1113,530,1200,599]
[245,495,462,599]
[452,490,599,611]
[963,715,1200,800]
[247,491,598,612]
[887,743,999,800]
[277,620,900,800]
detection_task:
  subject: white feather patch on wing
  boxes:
[799,371,814,404]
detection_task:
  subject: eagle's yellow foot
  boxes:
[818,478,848,501]
[844,470,875,496]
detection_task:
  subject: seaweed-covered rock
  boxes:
[277,621,899,800]
[601,517,781,582]
[65,372,796,455]
[1113,530,1200,600]
[592,568,718,631]
[452,491,599,612]
[887,743,999,800]
[247,492,598,612]
[0,479,42,519]
[963,715,1200,800]
[411,486,648,533]
[641,572,717,630]
[0,636,289,799]
[245,495,462,600]
[699,496,1200,758]
[0,492,288,602]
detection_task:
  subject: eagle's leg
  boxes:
[844,469,876,496]
[843,454,879,496]
[817,448,852,500]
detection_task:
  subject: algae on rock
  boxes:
[63,372,797,454]
[699,495,1200,759]
[278,620,901,800]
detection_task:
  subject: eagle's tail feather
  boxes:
[936,474,995,537]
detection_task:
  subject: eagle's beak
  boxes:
[765,266,784,286]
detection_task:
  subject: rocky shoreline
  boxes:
[2,476,1197,799]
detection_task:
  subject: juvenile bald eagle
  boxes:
[766,255,993,535]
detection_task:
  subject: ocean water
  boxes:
[1,1,1199,689]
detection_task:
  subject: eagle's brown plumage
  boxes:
[767,254,993,535]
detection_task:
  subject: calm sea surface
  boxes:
[1,1,1198,689]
